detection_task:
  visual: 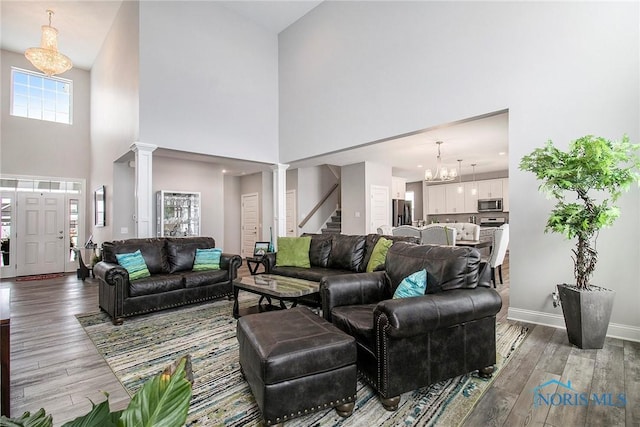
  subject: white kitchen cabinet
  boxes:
[391,177,407,199]
[464,182,479,213]
[445,183,465,213]
[477,179,503,199]
[156,191,201,237]
[427,185,446,214]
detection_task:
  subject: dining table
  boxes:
[455,240,492,250]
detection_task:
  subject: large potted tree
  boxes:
[520,135,640,349]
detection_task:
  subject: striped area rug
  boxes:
[77,296,528,426]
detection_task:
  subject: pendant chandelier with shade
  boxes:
[424,141,457,183]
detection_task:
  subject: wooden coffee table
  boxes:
[232,274,319,318]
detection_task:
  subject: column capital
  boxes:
[129,142,158,153]
[270,163,289,172]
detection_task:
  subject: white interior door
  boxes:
[241,192,259,258]
[286,190,297,237]
[370,185,390,233]
[17,192,66,276]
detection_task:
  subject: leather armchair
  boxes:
[320,242,502,410]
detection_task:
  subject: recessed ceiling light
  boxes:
[417,164,423,168]
[498,152,506,156]
[222,169,227,174]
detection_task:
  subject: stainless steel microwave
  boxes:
[478,198,503,212]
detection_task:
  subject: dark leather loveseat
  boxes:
[320,242,502,410]
[94,237,242,324]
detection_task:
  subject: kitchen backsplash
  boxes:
[424,212,509,225]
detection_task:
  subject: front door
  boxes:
[17,192,66,276]
[241,193,259,258]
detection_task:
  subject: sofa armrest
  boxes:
[262,252,277,272]
[220,253,242,280]
[93,261,129,286]
[320,272,387,322]
[375,288,502,338]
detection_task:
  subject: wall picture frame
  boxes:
[95,185,106,227]
[253,242,270,257]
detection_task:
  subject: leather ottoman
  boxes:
[237,307,357,426]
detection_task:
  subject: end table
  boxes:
[246,256,266,275]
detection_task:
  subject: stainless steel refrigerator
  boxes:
[392,199,412,226]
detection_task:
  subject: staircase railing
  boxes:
[298,183,340,229]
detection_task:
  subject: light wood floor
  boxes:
[1,259,638,426]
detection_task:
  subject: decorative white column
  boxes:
[130,142,157,237]
[271,163,289,248]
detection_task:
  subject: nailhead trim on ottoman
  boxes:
[237,307,357,425]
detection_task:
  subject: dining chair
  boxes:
[449,222,480,241]
[376,224,394,235]
[420,224,457,245]
[391,225,422,240]
[486,224,509,287]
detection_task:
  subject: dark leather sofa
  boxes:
[262,233,420,281]
[261,233,419,306]
[94,237,242,324]
[320,242,502,410]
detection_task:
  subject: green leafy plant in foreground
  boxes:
[519,135,640,289]
[0,355,193,427]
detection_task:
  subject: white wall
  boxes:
[152,156,225,242]
[279,2,640,337]
[138,1,279,163]
[90,1,140,245]
[223,175,241,254]
[341,163,366,235]
[1,50,91,180]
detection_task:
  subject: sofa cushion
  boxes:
[103,238,170,274]
[328,235,366,272]
[276,236,311,268]
[303,233,333,268]
[182,269,229,288]
[193,248,222,271]
[270,266,351,282]
[385,242,481,295]
[366,237,393,272]
[129,274,184,297]
[166,237,217,273]
[331,304,377,351]
[361,234,420,273]
[115,250,151,281]
[393,269,427,298]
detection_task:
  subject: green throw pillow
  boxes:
[366,237,393,272]
[276,236,311,268]
[115,250,151,281]
[193,248,222,271]
[393,269,427,298]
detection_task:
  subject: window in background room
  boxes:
[10,67,72,124]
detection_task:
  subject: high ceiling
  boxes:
[1,1,509,180]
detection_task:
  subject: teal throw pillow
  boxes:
[115,250,151,281]
[193,248,222,271]
[366,237,393,272]
[393,269,427,299]
[276,236,311,268]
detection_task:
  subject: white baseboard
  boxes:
[507,307,640,343]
